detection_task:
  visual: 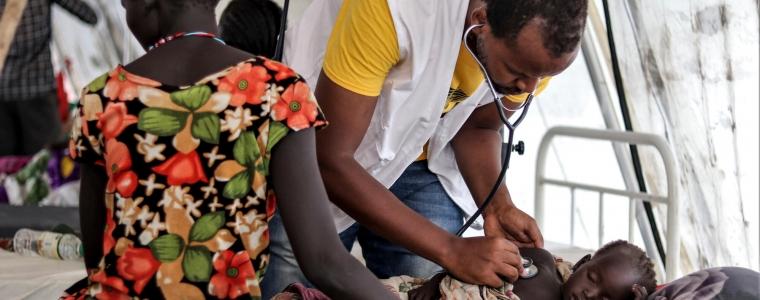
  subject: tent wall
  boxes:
[606,0,759,272]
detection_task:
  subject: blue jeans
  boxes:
[260,161,463,298]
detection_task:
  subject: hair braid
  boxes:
[219,0,283,58]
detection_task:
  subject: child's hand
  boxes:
[632,284,649,300]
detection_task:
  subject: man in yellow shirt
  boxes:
[263,0,588,297]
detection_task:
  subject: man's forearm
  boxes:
[318,154,457,266]
[451,125,515,212]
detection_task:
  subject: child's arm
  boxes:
[270,128,397,300]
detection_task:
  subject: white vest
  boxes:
[284,0,493,232]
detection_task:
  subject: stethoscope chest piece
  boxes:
[520,257,539,279]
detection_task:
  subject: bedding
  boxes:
[648,267,760,300]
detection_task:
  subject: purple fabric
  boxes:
[650,267,760,300]
[282,283,331,300]
[47,149,79,188]
[0,156,33,174]
[0,185,7,204]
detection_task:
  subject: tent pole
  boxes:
[581,1,666,278]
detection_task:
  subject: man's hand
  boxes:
[483,202,544,248]
[451,101,544,249]
[442,236,524,287]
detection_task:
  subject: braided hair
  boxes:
[595,240,658,294]
[219,0,283,58]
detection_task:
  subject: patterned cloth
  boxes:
[380,257,574,300]
[62,57,326,299]
[0,0,96,100]
[381,275,519,300]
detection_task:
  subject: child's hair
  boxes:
[594,240,658,293]
[219,0,283,58]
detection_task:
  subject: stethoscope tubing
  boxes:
[455,24,535,237]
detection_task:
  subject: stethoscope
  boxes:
[456,24,538,279]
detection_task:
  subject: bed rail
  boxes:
[534,126,680,281]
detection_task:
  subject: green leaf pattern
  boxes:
[183,246,213,282]
[171,85,212,111]
[149,234,185,262]
[138,108,189,136]
[189,212,226,242]
[191,112,221,144]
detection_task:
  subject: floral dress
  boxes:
[62,57,326,300]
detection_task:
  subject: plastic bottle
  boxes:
[12,228,83,260]
[58,233,83,260]
[12,228,40,257]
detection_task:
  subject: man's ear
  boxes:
[572,254,592,272]
[469,4,488,27]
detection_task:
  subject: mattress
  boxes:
[0,250,85,300]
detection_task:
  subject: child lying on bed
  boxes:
[383,240,657,300]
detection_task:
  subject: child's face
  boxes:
[562,252,641,300]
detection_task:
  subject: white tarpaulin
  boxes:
[605,0,759,272]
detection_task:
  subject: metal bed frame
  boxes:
[534,126,680,281]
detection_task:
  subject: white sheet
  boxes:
[0,250,86,300]
[544,241,594,264]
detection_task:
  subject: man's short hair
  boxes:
[485,0,588,57]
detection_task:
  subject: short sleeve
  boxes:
[322,0,400,97]
[268,74,328,133]
[68,75,108,165]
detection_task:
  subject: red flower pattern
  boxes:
[266,192,277,220]
[104,139,138,197]
[90,271,131,300]
[97,103,138,140]
[209,250,255,299]
[103,206,116,256]
[116,246,161,294]
[218,63,271,106]
[152,151,208,186]
[103,66,160,101]
[271,81,319,131]
[263,60,296,81]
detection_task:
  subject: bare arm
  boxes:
[314,72,522,286]
[451,101,543,248]
[78,163,106,271]
[270,128,396,299]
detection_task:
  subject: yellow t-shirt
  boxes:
[322,0,550,160]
